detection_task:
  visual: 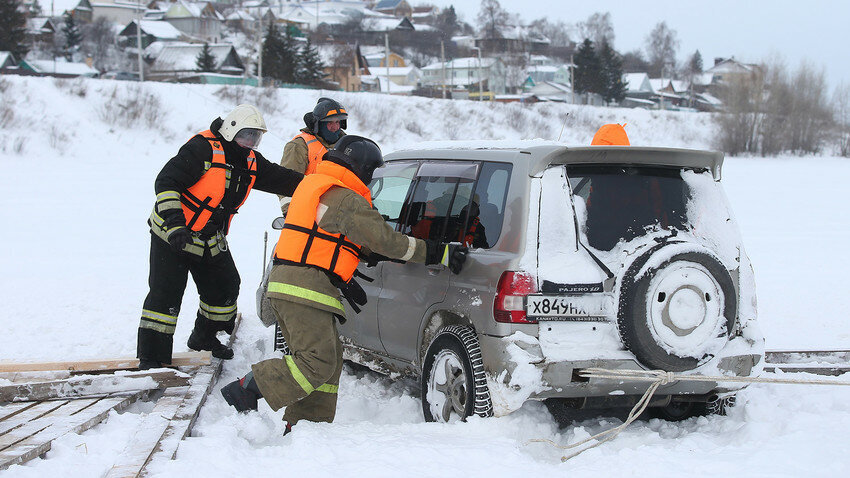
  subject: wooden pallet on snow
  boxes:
[0,314,240,474]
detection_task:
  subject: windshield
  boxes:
[568,165,692,251]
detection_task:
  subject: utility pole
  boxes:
[384,33,391,95]
[256,16,263,87]
[441,40,446,99]
[136,4,144,81]
[570,54,574,104]
[472,46,482,101]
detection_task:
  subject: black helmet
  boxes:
[312,97,348,134]
[324,135,384,185]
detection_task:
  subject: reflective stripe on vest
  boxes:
[181,130,257,232]
[273,161,372,283]
[294,132,328,175]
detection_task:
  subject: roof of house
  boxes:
[23,59,99,76]
[45,0,92,15]
[150,42,240,71]
[136,20,183,39]
[374,0,404,9]
[0,52,16,68]
[622,72,651,92]
[26,17,56,34]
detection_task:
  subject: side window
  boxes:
[401,176,474,242]
[369,162,417,230]
[469,162,512,248]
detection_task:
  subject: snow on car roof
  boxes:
[388,141,725,180]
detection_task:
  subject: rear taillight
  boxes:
[494,271,538,324]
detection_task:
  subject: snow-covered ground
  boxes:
[1,76,849,476]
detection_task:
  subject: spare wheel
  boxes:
[617,245,737,372]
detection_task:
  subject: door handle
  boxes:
[426,264,443,276]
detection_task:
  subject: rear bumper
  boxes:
[478,333,761,416]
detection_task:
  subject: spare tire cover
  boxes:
[617,243,737,371]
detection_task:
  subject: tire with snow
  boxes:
[618,245,737,372]
[421,325,493,422]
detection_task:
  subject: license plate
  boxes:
[526,294,608,319]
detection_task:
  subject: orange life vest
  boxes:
[294,132,329,175]
[181,130,257,233]
[274,161,373,282]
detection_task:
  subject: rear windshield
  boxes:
[567,165,692,251]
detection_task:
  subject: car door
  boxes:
[341,161,419,353]
[377,161,479,362]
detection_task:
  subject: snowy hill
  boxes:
[1,76,849,476]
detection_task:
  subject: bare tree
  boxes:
[645,21,679,77]
[576,12,614,47]
[83,17,116,71]
[528,17,572,47]
[477,0,509,39]
[834,82,850,156]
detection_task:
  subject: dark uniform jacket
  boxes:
[154,117,303,239]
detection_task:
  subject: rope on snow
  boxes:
[526,367,850,462]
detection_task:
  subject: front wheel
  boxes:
[421,325,493,422]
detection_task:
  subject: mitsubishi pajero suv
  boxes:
[257,141,764,423]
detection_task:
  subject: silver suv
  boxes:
[257,142,763,423]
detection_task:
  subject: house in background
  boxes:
[19,58,100,78]
[118,19,186,49]
[26,17,57,46]
[360,65,421,94]
[162,1,225,42]
[422,56,507,98]
[360,45,405,68]
[39,0,94,22]
[0,52,18,73]
[372,0,413,18]
[706,57,762,86]
[146,42,244,81]
[90,0,150,25]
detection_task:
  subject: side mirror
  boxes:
[271,217,286,230]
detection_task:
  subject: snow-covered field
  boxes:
[1,76,849,476]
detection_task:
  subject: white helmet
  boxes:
[219,104,267,142]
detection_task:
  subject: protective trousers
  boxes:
[137,234,240,364]
[252,299,343,425]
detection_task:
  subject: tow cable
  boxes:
[527,367,850,461]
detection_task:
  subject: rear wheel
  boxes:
[421,325,493,422]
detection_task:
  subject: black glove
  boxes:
[365,252,405,267]
[446,244,468,274]
[167,227,192,252]
[424,240,468,275]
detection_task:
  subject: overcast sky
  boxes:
[427,0,850,89]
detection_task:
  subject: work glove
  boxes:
[167,227,192,253]
[424,240,468,275]
[365,252,405,267]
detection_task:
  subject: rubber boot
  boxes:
[221,372,263,412]
[187,316,234,359]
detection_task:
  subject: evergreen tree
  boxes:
[599,39,626,104]
[434,6,460,39]
[295,38,325,86]
[0,0,29,60]
[573,39,603,96]
[195,43,217,72]
[62,12,83,61]
[688,49,703,74]
[260,21,298,85]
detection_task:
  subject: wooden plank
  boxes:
[764,350,850,365]
[0,370,190,403]
[103,388,189,478]
[0,402,38,423]
[0,401,73,437]
[138,315,243,476]
[0,392,143,471]
[0,351,212,373]
[0,399,99,450]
